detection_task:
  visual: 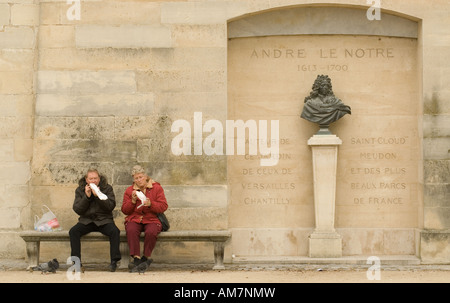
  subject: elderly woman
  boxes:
[121,165,168,271]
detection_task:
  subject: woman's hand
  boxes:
[131,190,137,204]
[143,199,151,207]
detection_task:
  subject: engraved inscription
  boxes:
[250,47,395,73]
[228,34,419,228]
[238,139,294,205]
[349,136,411,207]
[250,48,394,59]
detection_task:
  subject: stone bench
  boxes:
[19,230,231,270]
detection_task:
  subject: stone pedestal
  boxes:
[308,134,342,258]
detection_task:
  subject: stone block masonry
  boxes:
[0,0,39,259]
[75,25,173,49]
[0,0,448,265]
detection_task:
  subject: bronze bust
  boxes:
[301,75,351,134]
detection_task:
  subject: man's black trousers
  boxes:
[69,222,121,262]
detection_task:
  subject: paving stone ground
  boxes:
[0,258,449,283]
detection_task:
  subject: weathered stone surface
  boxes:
[231,228,311,257]
[38,25,75,48]
[228,6,418,39]
[114,115,171,141]
[0,139,14,162]
[11,3,39,26]
[421,230,450,264]
[30,186,76,211]
[31,162,115,186]
[0,185,29,209]
[1,0,450,264]
[137,138,179,163]
[0,232,25,259]
[423,115,450,138]
[163,185,227,208]
[172,24,227,47]
[166,207,228,230]
[75,25,173,49]
[424,207,450,229]
[136,69,226,93]
[0,27,35,49]
[14,139,33,162]
[0,4,9,26]
[424,91,450,115]
[40,1,160,25]
[34,139,137,163]
[155,92,226,118]
[39,48,155,70]
[0,94,33,117]
[37,70,137,94]
[0,49,35,72]
[383,229,416,254]
[424,184,450,207]
[0,71,34,94]
[34,117,115,140]
[39,47,226,71]
[424,160,450,183]
[113,160,227,186]
[340,228,384,255]
[0,162,30,185]
[423,137,450,159]
[161,1,246,25]
[36,93,154,117]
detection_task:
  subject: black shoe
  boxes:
[132,257,153,274]
[71,260,85,273]
[128,257,141,272]
[109,260,118,272]
[139,256,153,266]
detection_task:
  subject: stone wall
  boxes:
[34,0,230,263]
[0,0,448,264]
[419,0,450,263]
[0,0,38,258]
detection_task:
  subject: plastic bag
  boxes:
[34,205,62,232]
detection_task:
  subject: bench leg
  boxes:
[25,241,40,269]
[213,242,225,270]
[119,241,130,269]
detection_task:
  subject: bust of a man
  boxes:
[301,75,351,131]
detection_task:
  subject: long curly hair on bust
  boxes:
[304,75,334,103]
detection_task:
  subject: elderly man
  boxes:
[121,165,168,271]
[69,168,121,272]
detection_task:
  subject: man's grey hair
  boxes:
[131,165,146,176]
[85,168,100,179]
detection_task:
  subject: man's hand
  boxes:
[85,184,92,198]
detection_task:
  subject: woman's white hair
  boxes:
[131,165,146,176]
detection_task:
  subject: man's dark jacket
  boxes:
[73,175,116,226]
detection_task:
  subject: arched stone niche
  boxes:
[227,5,421,258]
